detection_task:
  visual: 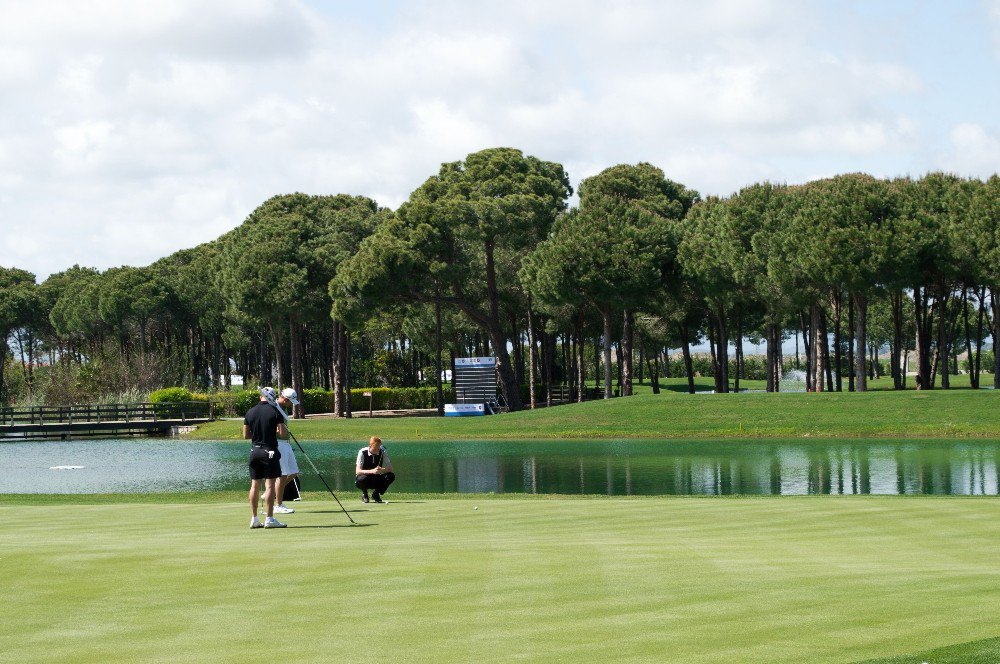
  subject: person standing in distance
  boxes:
[245,387,288,529]
[273,387,301,514]
[355,436,395,503]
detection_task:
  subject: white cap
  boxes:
[281,387,300,405]
[260,387,277,401]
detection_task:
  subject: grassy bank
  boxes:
[2,495,998,663]
[189,387,1000,441]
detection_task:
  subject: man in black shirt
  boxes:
[244,387,289,529]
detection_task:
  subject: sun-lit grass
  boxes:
[190,385,1000,442]
[2,495,998,663]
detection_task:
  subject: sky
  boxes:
[1,0,998,280]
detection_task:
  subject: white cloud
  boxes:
[1,0,992,279]
[941,123,1000,176]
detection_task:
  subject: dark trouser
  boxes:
[356,472,396,496]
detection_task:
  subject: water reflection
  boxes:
[1,439,998,496]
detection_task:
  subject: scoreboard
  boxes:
[453,357,497,405]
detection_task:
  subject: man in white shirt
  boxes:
[273,387,301,514]
[355,436,395,503]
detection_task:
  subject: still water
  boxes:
[1,439,998,496]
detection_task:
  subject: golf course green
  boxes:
[2,494,998,663]
[7,388,1000,662]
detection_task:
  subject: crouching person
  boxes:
[356,436,395,503]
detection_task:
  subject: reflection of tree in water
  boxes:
[302,441,1000,497]
[808,448,832,494]
[770,452,782,495]
[854,447,871,494]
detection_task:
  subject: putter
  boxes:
[263,389,356,525]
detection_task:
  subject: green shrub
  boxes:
[149,387,211,417]
[190,386,455,418]
[303,388,333,414]
[348,387,454,412]
[210,390,260,418]
[149,387,193,404]
[962,350,994,373]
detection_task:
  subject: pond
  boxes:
[2,438,999,496]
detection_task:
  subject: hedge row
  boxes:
[179,386,457,418]
[304,387,456,414]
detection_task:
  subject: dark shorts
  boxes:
[249,446,282,480]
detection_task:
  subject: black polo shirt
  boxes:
[244,401,282,450]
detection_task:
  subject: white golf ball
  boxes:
[474,506,478,510]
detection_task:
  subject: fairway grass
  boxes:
[191,388,1000,442]
[3,496,999,663]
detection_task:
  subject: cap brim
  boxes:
[289,398,300,406]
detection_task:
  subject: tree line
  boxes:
[1,147,998,413]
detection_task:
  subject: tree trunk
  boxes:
[268,321,286,390]
[511,313,523,388]
[344,330,353,418]
[973,287,987,388]
[716,305,730,393]
[289,317,303,418]
[821,308,833,392]
[213,334,223,390]
[0,334,7,403]
[602,308,613,399]
[562,332,570,400]
[544,329,554,407]
[766,321,780,392]
[576,315,585,403]
[435,296,444,416]
[223,339,232,390]
[332,320,344,417]
[482,241,522,411]
[800,311,813,392]
[733,307,742,393]
[621,309,634,396]
[962,288,975,389]
[937,289,952,389]
[853,292,868,392]
[637,333,644,385]
[811,304,824,392]
[993,291,1000,389]
[651,353,660,394]
[615,341,623,395]
[765,323,774,393]
[914,286,933,389]
[680,324,695,394]
[832,291,843,392]
[594,338,601,390]
[708,316,719,392]
[891,290,903,390]
[527,300,537,409]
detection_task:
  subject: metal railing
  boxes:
[0,401,212,427]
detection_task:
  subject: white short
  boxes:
[277,440,299,476]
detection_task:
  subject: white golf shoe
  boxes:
[264,517,287,528]
[250,518,263,529]
[274,504,295,514]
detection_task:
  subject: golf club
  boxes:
[263,389,357,525]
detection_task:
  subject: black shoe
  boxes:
[361,493,369,504]
[373,493,384,504]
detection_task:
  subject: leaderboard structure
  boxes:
[445,357,499,416]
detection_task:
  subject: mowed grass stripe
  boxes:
[3,497,999,663]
